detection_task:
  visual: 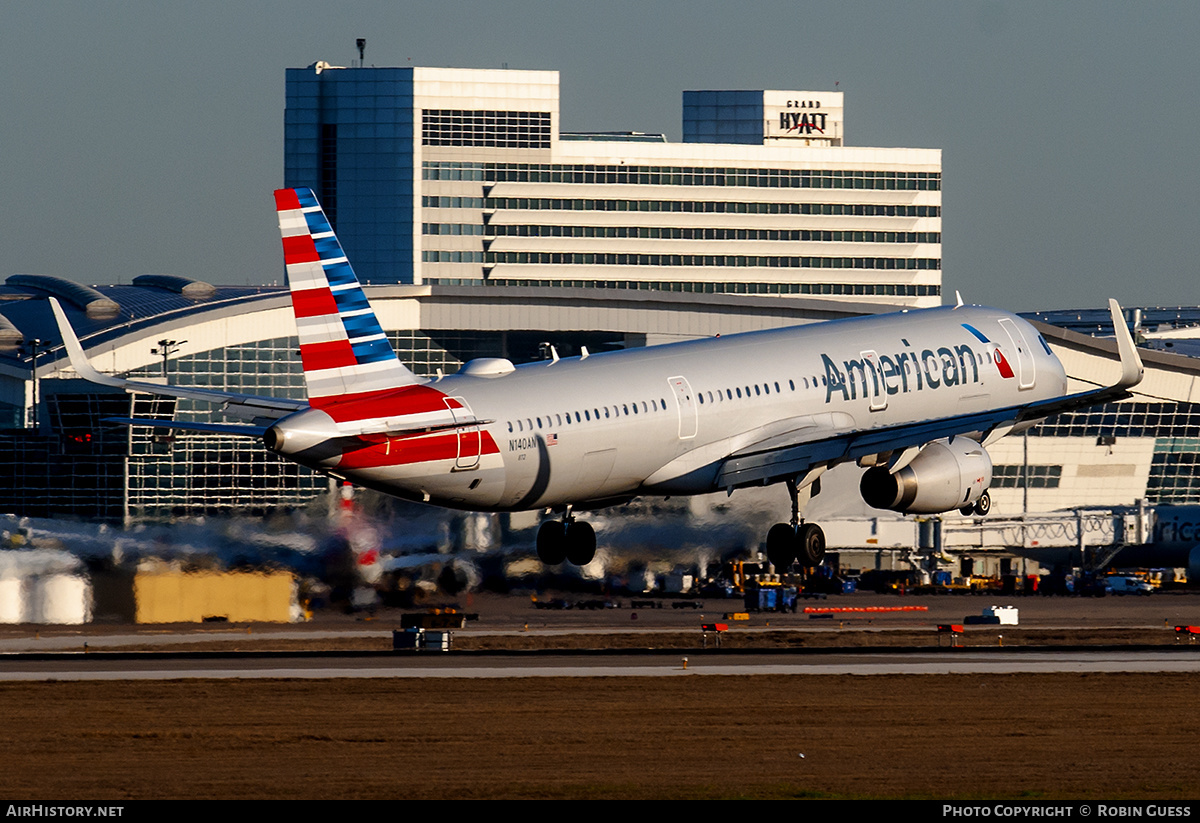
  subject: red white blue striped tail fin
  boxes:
[274,187,421,405]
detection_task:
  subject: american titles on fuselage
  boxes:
[821,335,1004,404]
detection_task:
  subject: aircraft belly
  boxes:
[349,454,507,509]
[495,423,680,510]
[335,428,507,509]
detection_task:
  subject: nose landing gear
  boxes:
[959,490,992,517]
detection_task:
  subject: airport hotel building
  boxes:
[284,65,942,305]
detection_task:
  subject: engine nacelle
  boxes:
[859,438,992,514]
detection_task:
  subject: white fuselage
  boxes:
[303,305,1065,513]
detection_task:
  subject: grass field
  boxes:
[2,672,1195,799]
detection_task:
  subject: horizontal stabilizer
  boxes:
[105,418,269,438]
[49,297,305,420]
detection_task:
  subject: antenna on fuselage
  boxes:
[955,290,965,308]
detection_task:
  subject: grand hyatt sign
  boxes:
[764,92,843,140]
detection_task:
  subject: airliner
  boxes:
[51,188,1145,569]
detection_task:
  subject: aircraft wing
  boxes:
[717,299,1144,491]
[50,297,306,428]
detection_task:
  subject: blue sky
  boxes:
[3,1,1197,311]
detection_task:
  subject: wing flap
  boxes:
[718,407,1017,490]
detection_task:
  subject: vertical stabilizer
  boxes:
[274,188,421,405]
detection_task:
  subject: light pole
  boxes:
[19,338,44,430]
[150,339,186,380]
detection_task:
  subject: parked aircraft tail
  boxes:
[274,188,421,406]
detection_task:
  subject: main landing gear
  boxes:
[536,510,596,566]
[766,478,827,570]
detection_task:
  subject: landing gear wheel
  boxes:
[536,520,567,565]
[972,490,992,517]
[565,520,596,566]
[798,522,826,567]
[766,523,797,570]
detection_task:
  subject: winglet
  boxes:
[49,297,126,388]
[1108,299,1144,389]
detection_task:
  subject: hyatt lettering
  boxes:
[780,111,827,134]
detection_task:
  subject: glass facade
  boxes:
[683,90,766,145]
[284,67,417,284]
[0,326,546,522]
[1032,401,1200,505]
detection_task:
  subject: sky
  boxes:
[2,1,1198,312]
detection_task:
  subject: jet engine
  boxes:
[859,437,992,515]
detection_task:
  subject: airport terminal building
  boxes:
[0,63,1198,551]
[284,66,942,305]
[2,272,1200,530]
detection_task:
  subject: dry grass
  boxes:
[2,673,1196,799]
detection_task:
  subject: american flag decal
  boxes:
[546,433,558,445]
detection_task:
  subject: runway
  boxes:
[3,647,1199,680]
